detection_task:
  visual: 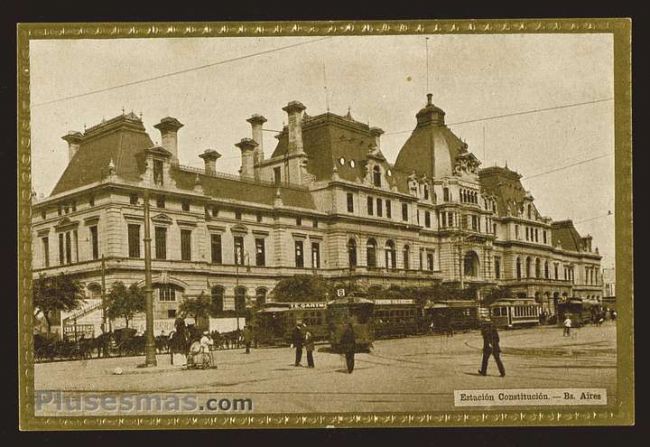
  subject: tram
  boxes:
[557,298,603,327]
[255,301,328,346]
[326,297,375,352]
[424,300,481,332]
[372,298,423,338]
[489,298,541,329]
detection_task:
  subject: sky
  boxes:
[29,33,615,267]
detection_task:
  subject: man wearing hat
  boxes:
[478,319,505,377]
[291,322,304,366]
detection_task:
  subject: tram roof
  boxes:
[327,297,374,306]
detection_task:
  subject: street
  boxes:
[34,323,617,415]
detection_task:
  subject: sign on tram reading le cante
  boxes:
[288,302,328,309]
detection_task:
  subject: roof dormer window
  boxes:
[373,165,381,187]
[153,159,164,186]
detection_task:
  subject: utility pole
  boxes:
[101,254,107,333]
[143,188,157,367]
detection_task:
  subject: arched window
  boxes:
[544,261,549,279]
[373,166,381,187]
[526,257,532,278]
[385,240,396,270]
[211,285,224,314]
[535,258,541,278]
[155,283,184,302]
[366,238,377,268]
[234,286,247,314]
[516,257,522,280]
[255,287,267,306]
[402,245,410,270]
[464,251,480,277]
[347,238,357,267]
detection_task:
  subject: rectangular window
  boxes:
[167,309,177,318]
[235,210,242,220]
[367,196,374,215]
[554,263,559,279]
[128,224,140,258]
[312,242,320,269]
[89,195,95,207]
[71,201,77,212]
[424,211,431,228]
[525,227,529,241]
[296,216,302,226]
[402,203,408,221]
[441,212,447,227]
[443,188,450,202]
[494,256,501,279]
[65,232,72,264]
[211,234,222,264]
[58,205,62,216]
[515,225,520,239]
[158,285,176,302]
[155,227,167,260]
[153,159,164,185]
[255,238,265,266]
[386,200,392,218]
[256,212,263,223]
[535,228,539,242]
[156,195,165,208]
[42,237,49,267]
[273,167,282,185]
[180,229,192,261]
[472,215,478,231]
[493,223,497,235]
[181,199,190,212]
[234,236,244,265]
[313,219,318,228]
[130,194,138,205]
[295,240,304,268]
[543,230,547,244]
[347,192,354,212]
[90,225,99,260]
[426,252,434,271]
[376,198,383,217]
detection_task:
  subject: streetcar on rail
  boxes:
[255,301,328,346]
[557,297,603,327]
[423,300,481,332]
[489,298,541,329]
[326,297,375,352]
[372,298,423,338]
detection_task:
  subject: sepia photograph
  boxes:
[17,19,633,429]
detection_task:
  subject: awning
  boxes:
[257,307,291,313]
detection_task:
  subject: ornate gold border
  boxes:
[17,18,634,430]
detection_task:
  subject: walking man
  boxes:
[242,325,252,354]
[341,322,356,373]
[563,315,572,336]
[478,320,505,377]
[304,327,315,368]
[291,323,304,366]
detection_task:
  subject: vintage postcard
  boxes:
[17,19,633,429]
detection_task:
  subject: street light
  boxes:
[142,188,157,367]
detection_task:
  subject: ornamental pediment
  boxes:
[54,216,79,231]
[151,213,173,225]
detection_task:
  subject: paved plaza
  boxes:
[34,323,617,415]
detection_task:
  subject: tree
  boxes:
[33,273,85,333]
[179,292,212,320]
[105,282,145,328]
[271,275,332,302]
[482,286,512,306]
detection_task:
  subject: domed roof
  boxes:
[393,94,468,179]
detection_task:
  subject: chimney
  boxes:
[154,117,184,163]
[236,138,258,179]
[199,149,222,176]
[62,131,83,162]
[282,101,306,154]
[246,114,267,165]
[369,127,384,151]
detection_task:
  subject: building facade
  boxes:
[31,95,603,333]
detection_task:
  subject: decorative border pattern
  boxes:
[17,18,634,430]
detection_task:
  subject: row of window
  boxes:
[459,188,479,205]
[346,238,437,271]
[347,192,411,222]
[40,225,100,267]
[41,196,98,220]
[514,257,579,283]
[514,225,547,244]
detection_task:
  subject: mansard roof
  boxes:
[51,113,153,195]
[550,220,585,253]
[478,166,528,217]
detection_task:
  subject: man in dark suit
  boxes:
[292,323,304,366]
[478,320,506,377]
[340,322,356,373]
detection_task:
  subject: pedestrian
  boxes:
[340,322,356,373]
[611,310,617,321]
[563,315,572,336]
[478,320,505,377]
[291,323,304,366]
[242,325,252,354]
[304,327,315,368]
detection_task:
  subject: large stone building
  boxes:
[31,94,603,334]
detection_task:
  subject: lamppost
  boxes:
[142,188,157,367]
